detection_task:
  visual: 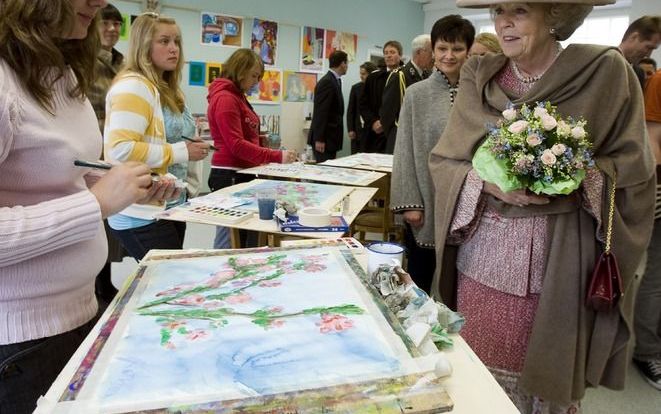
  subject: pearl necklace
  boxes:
[510,43,563,84]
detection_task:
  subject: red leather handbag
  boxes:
[586,173,623,312]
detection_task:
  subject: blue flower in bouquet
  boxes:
[472,102,593,195]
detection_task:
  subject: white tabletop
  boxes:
[238,162,386,186]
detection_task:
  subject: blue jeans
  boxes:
[111,220,186,261]
[0,317,97,414]
[208,169,257,249]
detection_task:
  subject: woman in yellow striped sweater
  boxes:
[104,13,209,260]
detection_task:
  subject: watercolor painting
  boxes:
[322,152,394,169]
[231,180,347,212]
[188,61,206,87]
[246,68,281,104]
[300,26,325,73]
[251,18,278,66]
[200,12,243,47]
[240,163,381,186]
[325,30,358,62]
[283,71,317,102]
[86,248,409,410]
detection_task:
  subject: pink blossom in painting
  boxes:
[202,300,226,309]
[155,286,183,297]
[227,292,252,304]
[268,306,284,314]
[186,329,209,341]
[316,314,355,334]
[304,262,325,272]
[267,319,285,329]
[170,294,205,306]
[205,269,236,288]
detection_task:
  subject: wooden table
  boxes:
[158,179,377,247]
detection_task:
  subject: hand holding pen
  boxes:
[181,136,214,161]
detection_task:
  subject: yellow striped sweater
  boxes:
[103,72,188,174]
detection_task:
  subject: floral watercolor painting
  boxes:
[231,179,347,212]
[89,248,406,410]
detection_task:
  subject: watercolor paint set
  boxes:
[172,204,252,224]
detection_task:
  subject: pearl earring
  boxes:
[549,27,557,36]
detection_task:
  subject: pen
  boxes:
[181,136,217,151]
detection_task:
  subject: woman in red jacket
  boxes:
[207,48,296,248]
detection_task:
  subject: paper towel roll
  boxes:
[298,207,332,227]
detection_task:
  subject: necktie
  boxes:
[337,77,342,89]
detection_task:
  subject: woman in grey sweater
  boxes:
[390,15,475,292]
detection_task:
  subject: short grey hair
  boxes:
[544,4,593,41]
[411,34,431,52]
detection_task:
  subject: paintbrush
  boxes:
[74,160,161,180]
[181,136,218,151]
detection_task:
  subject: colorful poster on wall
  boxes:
[247,68,282,105]
[119,14,130,41]
[325,30,358,62]
[300,26,325,73]
[206,62,222,86]
[188,62,206,87]
[251,19,278,66]
[283,71,317,102]
[200,12,243,47]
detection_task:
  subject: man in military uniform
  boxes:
[359,40,404,153]
[380,35,433,154]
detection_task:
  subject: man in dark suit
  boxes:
[308,50,348,162]
[380,34,433,154]
[359,40,403,153]
[347,61,377,154]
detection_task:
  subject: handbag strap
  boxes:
[604,171,617,254]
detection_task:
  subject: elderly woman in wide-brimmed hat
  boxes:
[429,0,656,412]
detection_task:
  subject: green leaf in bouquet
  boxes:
[529,169,586,195]
[472,142,524,192]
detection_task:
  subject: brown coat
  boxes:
[429,45,656,403]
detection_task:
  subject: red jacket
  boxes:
[207,78,282,168]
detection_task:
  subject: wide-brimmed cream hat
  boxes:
[456,0,614,8]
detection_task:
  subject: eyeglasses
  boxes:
[101,20,122,29]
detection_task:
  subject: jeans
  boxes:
[111,220,186,261]
[0,318,97,414]
[208,169,257,249]
[634,218,661,360]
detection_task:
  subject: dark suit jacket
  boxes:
[308,70,344,153]
[346,82,363,134]
[359,68,391,152]
[380,61,425,137]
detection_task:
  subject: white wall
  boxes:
[422,0,661,63]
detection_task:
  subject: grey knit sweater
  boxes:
[390,70,455,247]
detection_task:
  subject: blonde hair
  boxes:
[221,48,264,92]
[120,13,185,112]
[474,33,502,53]
[0,0,100,112]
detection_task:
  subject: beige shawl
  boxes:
[429,44,656,403]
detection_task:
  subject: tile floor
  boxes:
[111,222,661,413]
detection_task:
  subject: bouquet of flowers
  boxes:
[472,102,594,195]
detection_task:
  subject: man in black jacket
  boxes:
[308,50,348,162]
[380,34,433,154]
[359,40,403,153]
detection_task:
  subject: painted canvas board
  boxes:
[246,68,281,104]
[300,26,325,73]
[58,247,422,412]
[200,12,243,47]
[206,62,222,86]
[239,163,383,186]
[283,71,317,102]
[322,152,394,169]
[232,179,348,212]
[325,30,358,62]
[251,18,278,66]
[188,61,206,87]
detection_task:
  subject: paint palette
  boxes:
[181,205,252,224]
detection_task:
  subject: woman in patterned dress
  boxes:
[429,1,656,412]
